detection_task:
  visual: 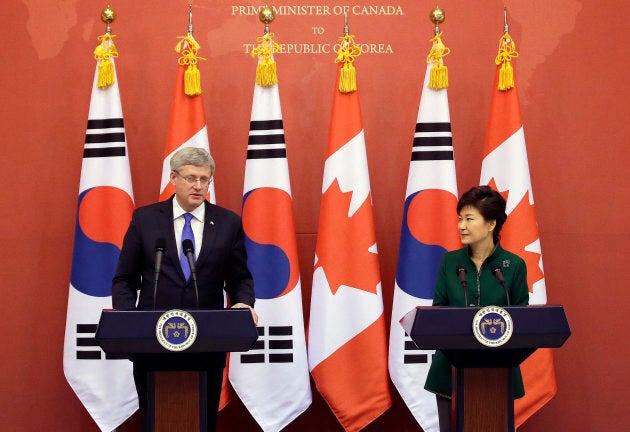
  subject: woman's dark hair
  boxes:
[457,185,507,243]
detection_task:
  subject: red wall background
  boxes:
[1,0,628,431]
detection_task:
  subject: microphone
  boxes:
[456,264,468,306]
[153,238,165,309]
[182,239,200,308]
[491,264,511,306]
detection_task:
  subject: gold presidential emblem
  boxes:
[472,306,513,347]
[155,309,198,352]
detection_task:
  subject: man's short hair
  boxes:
[170,147,215,175]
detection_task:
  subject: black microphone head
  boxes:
[155,237,166,251]
[490,264,506,281]
[456,264,467,285]
[182,239,194,254]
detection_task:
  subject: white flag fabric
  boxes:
[388,62,461,432]
[229,78,312,431]
[63,57,138,431]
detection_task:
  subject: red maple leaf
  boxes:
[489,179,545,293]
[315,179,381,295]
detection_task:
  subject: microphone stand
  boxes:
[153,271,159,310]
[491,265,511,306]
[183,240,200,308]
[456,265,468,307]
[190,266,200,308]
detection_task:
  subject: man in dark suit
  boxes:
[112,146,257,431]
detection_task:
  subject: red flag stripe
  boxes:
[483,72,523,157]
[164,65,207,153]
[326,68,364,156]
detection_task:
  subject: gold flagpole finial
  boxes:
[427,6,449,90]
[430,6,445,36]
[252,6,280,86]
[259,6,275,35]
[95,5,118,88]
[101,5,116,34]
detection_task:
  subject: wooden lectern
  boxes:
[95,309,258,432]
[401,305,570,432]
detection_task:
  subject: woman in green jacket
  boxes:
[424,185,529,432]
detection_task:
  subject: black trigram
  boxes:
[411,122,453,161]
[74,323,125,360]
[83,118,126,158]
[247,119,287,159]
[403,333,433,364]
[239,325,294,364]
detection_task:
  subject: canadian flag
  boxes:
[158,36,230,408]
[480,36,556,427]
[308,63,392,432]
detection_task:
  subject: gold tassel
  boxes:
[495,33,519,91]
[251,33,282,87]
[185,64,201,95]
[94,34,118,89]
[339,62,357,93]
[427,32,450,90]
[335,34,362,93]
[175,35,206,96]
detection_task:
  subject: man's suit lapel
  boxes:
[198,201,217,263]
[160,197,186,281]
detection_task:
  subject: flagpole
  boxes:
[504,7,509,34]
[308,13,391,431]
[188,4,193,36]
[229,7,312,430]
[387,7,457,431]
[480,13,554,426]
